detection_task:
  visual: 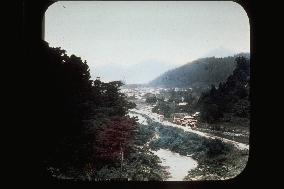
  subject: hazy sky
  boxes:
[45,1,250,84]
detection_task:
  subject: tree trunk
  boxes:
[120,143,124,177]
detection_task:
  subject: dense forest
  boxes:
[149,53,250,89]
[197,56,250,124]
[38,42,169,180]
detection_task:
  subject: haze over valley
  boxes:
[43,1,250,181]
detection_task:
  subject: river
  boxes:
[152,149,198,181]
[129,111,198,181]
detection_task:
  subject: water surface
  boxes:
[152,149,198,181]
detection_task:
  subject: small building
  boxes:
[158,115,164,122]
[178,102,188,106]
[173,113,197,128]
[173,113,189,124]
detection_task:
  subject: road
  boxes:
[130,105,249,151]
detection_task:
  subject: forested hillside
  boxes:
[38,42,169,180]
[149,53,249,89]
[197,56,250,124]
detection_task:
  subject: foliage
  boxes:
[123,147,170,181]
[149,89,199,117]
[149,54,250,88]
[143,120,248,180]
[40,41,172,180]
[184,148,249,181]
[145,96,157,104]
[134,123,156,146]
[94,147,170,181]
[37,41,249,181]
[94,116,138,166]
[198,56,250,123]
[147,122,231,157]
[152,100,174,118]
[142,118,248,181]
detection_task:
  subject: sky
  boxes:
[45,1,250,84]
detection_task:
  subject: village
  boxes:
[121,86,200,129]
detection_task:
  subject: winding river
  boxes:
[152,149,198,181]
[129,111,198,181]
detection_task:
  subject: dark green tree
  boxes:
[198,56,250,123]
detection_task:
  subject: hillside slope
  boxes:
[149,53,250,88]
[197,56,250,124]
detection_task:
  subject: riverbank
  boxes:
[129,107,249,181]
[130,107,249,150]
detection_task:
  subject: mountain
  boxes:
[91,59,176,84]
[148,53,250,88]
[197,56,250,123]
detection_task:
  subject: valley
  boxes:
[125,86,249,180]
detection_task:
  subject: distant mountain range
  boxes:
[148,53,250,88]
[91,59,176,84]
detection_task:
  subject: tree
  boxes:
[198,56,250,123]
[94,117,138,173]
[37,42,95,174]
[146,96,157,104]
[37,42,140,179]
